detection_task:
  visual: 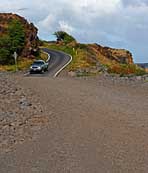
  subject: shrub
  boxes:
[54,31,76,44]
[108,64,146,76]
[0,36,13,64]
[0,19,25,65]
[8,19,25,54]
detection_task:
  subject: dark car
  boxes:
[30,60,48,73]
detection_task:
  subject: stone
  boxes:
[68,71,76,77]
[143,75,148,81]
[90,68,98,74]
[19,97,32,109]
[136,76,142,80]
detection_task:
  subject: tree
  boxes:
[0,19,25,64]
[0,36,12,64]
[54,31,76,44]
[8,19,25,54]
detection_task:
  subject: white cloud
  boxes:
[58,21,74,33]
[0,0,148,62]
[38,14,55,32]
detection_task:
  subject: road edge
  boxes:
[42,48,73,78]
[53,52,72,78]
[44,51,51,62]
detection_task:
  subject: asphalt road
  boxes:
[27,48,72,77]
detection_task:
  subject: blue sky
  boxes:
[0,0,148,63]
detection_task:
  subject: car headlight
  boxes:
[37,67,41,69]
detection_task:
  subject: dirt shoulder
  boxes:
[0,73,148,172]
[0,72,49,153]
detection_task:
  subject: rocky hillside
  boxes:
[0,13,38,57]
[88,43,133,65]
[48,31,134,66]
[44,38,141,75]
[44,31,146,75]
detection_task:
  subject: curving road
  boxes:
[28,48,72,77]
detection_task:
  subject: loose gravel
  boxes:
[0,72,148,172]
[0,72,49,153]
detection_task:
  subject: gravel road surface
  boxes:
[0,74,148,172]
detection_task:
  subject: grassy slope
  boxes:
[42,42,96,71]
[42,42,146,76]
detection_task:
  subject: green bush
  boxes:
[107,64,146,76]
[0,48,11,65]
[54,31,76,44]
[8,19,25,54]
[0,19,25,65]
[0,36,13,64]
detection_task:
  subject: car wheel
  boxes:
[41,69,44,73]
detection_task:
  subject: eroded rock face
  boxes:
[89,44,134,64]
[0,13,39,57]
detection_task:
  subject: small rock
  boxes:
[144,76,148,81]
[90,68,98,74]
[19,97,32,108]
[68,71,76,77]
[136,76,142,80]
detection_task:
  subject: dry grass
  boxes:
[0,51,48,72]
[107,64,146,76]
[41,42,146,76]
[0,58,34,71]
[40,50,48,61]
[68,49,94,70]
[41,42,95,71]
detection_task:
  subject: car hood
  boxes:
[31,64,42,68]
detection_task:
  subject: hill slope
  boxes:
[43,39,145,75]
[0,13,39,58]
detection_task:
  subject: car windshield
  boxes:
[33,61,44,65]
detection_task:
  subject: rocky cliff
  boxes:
[0,13,39,57]
[88,44,133,65]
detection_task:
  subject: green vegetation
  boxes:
[0,58,33,71]
[40,50,48,61]
[0,50,48,71]
[0,19,25,65]
[0,19,41,71]
[107,64,146,76]
[8,19,25,54]
[42,41,96,71]
[0,36,12,64]
[42,31,147,76]
[42,39,146,76]
[1,25,145,76]
[54,31,76,44]
[42,31,97,71]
